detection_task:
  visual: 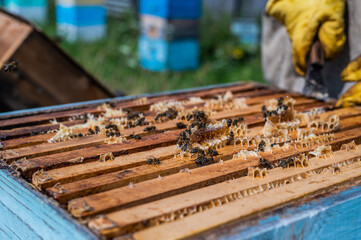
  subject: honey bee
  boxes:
[280,157,294,168]
[2,61,18,72]
[195,155,214,166]
[146,157,161,165]
[227,131,234,145]
[129,133,141,140]
[143,126,156,132]
[176,122,187,129]
[232,117,244,127]
[227,119,232,127]
[190,147,204,157]
[259,158,272,169]
[207,149,219,156]
[258,140,266,152]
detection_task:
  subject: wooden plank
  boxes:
[0,82,261,128]
[34,145,177,190]
[67,124,361,218]
[0,120,85,140]
[0,86,270,139]
[8,99,331,180]
[88,146,361,237]
[0,91,302,150]
[42,113,361,202]
[1,97,317,161]
[132,154,361,240]
[30,107,361,191]
[11,130,183,179]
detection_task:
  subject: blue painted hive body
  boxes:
[4,0,47,23]
[138,0,201,71]
[56,0,106,42]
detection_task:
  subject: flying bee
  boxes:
[2,61,18,72]
[259,158,272,169]
[143,126,156,132]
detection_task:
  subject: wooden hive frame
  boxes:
[2,82,361,239]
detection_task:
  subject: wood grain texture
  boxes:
[133,156,361,240]
[2,82,361,240]
[88,146,361,237]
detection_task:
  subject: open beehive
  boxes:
[1,82,361,239]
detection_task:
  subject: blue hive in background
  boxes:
[4,0,47,23]
[55,0,107,42]
[138,0,201,71]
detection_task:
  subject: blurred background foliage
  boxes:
[41,1,264,95]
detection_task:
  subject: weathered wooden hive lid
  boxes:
[0,9,114,112]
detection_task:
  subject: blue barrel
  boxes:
[4,0,47,23]
[55,0,106,42]
[138,0,201,72]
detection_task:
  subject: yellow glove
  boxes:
[335,82,361,107]
[266,0,346,76]
[336,55,361,107]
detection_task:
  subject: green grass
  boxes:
[40,7,264,95]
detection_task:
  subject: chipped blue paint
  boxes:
[220,183,361,240]
[0,167,97,240]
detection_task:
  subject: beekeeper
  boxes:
[262,0,361,107]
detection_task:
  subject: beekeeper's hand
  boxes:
[266,0,346,76]
[336,55,361,107]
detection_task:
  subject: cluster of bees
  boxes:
[126,111,149,128]
[262,97,295,123]
[155,108,178,122]
[176,110,245,166]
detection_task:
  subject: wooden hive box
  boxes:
[138,0,201,71]
[1,82,361,239]
[0,9,113,112]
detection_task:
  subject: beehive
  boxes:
[4,0,47,23]
[138,0,201,71]
[2,82,361,239]
[55,0,107,42]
